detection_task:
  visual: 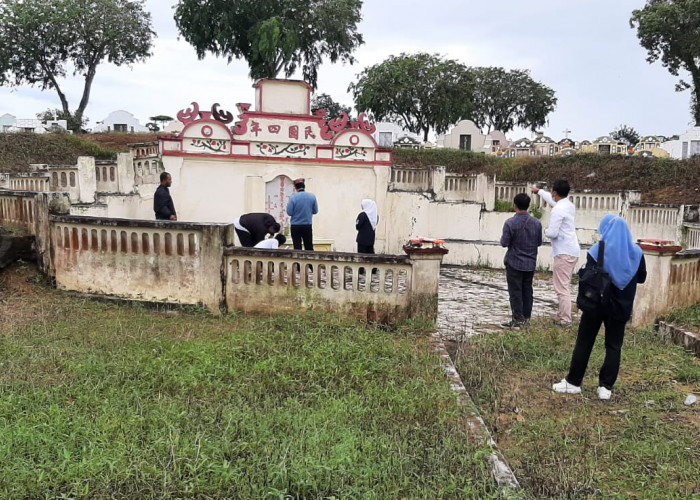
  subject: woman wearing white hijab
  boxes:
[356,199,378,253]
[553,214,646,400]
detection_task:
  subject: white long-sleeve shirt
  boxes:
[539,189,580,257]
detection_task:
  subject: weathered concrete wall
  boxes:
[162,156,391,253]
[632,249,700,327]
[225,248,413,322]
[51,215,233,312]
[225,247,445,324]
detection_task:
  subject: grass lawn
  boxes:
[662,302,700,330]
[0,263,498,499]
[454,319,700,499]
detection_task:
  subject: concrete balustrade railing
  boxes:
[627,204,683,242]
[47,214,447,323]
[495,182,528,203]
[50,215,233,312]
[683,223,700,249]
[225,246,445,323]
[0,191,39,234]
[6,173,51,192]
[389,167,430,192]
[633,245,700,326]
[225,248,412,321]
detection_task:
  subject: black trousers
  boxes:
[566,309,627,389]
[235,228,254,247]
[357,243,374,254]
[291,225,313,250]
[505,265,534,322]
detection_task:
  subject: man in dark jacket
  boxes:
[154,172,177,221]
[500,193,543,329]
[234,213,281,247]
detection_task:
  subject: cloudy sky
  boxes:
[0,0,693,141]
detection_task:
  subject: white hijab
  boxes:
[361,199,378,230]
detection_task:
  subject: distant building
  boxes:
[0,113,16,132]
[93,110,149,133]
[373,122,422,148]
[661,128,700,159]
[0,113,68,133]
[504,138,534,158]
[437,120,509,155]
[531,132,559,156]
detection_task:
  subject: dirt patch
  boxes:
[0,262,55,330]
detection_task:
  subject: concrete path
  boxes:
[438,266,577,339]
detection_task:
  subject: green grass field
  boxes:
[0,263,497,499]
[455,320,700,499]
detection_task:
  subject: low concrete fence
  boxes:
[6,173,51,192]
[495,182,528,203]
[50,215,233,312]
[627,204,683,242]
[0,190,39,234]
[389,166,430,192]
[683,223,700,249]
[225,248,417,322]
[632,246,700,326]
[47,215,446,324]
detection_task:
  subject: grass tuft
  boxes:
[0,263,498,499]
[455,318,700,499]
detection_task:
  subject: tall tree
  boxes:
[350,53,473,142]
[174,0,363,89]
[36,108,87,132]
[311,93,352,121]
[0,0,155,132]
[468,67,557,133]
[150,115,174,130]
[631,0,700,125]
[610,124,641,146]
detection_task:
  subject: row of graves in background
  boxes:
[497,133,670,158]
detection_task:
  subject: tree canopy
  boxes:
[311,93,353,121]
[349,53,474,141]
[174,0,363,89]
[631,0,700,125]
[0,0,155,132]
[468,67,557,134]
[610,124,641,146]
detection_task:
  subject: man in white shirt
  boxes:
[253,234,287,249]
[532,180,580,327]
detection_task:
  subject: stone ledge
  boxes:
[430,332,520,492]
[657,321,700,357]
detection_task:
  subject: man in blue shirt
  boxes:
[500,193,543,329]
[286,178,318,250]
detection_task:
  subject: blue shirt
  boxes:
[501,212,543,272]
[286,191,318,225]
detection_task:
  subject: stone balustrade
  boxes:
[389,167,430,192]
[95,161,120,192]
[48,214,447,323]
[0,191,38,234]
[50,215,232,312]
[627,204,683,242]
[684,223,700,249]
[496,182,528,203]
[633,245,700,326]
[225,248,415,322]
[6,173,51,192]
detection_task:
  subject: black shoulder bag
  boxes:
[576,241,612,313]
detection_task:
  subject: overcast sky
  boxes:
[0,0,693,141]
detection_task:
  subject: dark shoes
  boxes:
[500,319,528,330]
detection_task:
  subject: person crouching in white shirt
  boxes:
[531,180,581,327]
[254,234,287,249]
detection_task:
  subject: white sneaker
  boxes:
[597,387,612,400]
[552,378,581,394]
